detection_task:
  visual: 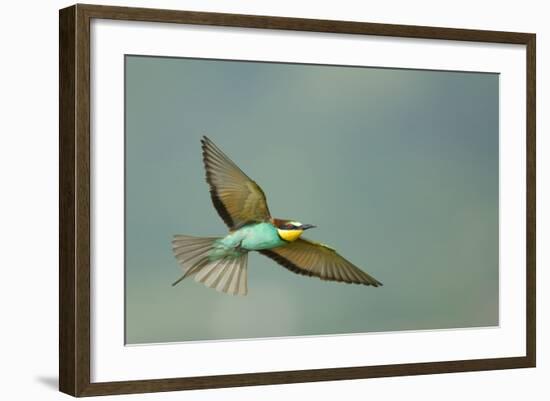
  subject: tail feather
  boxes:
[172,235,248,296]
[195,254,249,296]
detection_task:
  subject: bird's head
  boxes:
[273,219,316,242]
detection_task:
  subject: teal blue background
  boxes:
[125,55,499,344]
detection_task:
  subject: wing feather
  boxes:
[260,238,382,287]
[202,136,271,229]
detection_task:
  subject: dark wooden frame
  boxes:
[59,3,536,397]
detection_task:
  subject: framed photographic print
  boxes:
[59,3,536,397]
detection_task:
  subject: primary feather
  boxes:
[202,136,271,229]
[260,238,382,287]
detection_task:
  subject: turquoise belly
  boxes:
[219,222,285,251]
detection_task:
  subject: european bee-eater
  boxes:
[172,136,382,295]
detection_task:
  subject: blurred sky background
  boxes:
[125,55,499,344]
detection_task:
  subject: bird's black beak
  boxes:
[301,224,316,230]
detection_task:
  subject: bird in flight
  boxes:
[172,136,382,295]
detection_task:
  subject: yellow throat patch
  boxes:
[277,228,304,242]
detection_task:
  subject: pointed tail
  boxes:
[171,235,248,296]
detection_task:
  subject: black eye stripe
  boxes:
[282,224,300,230]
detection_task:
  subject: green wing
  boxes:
[201,136,272,229]
[260,238,382,287]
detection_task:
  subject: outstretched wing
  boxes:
[202,136,271,229]
[260,238,382,286]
